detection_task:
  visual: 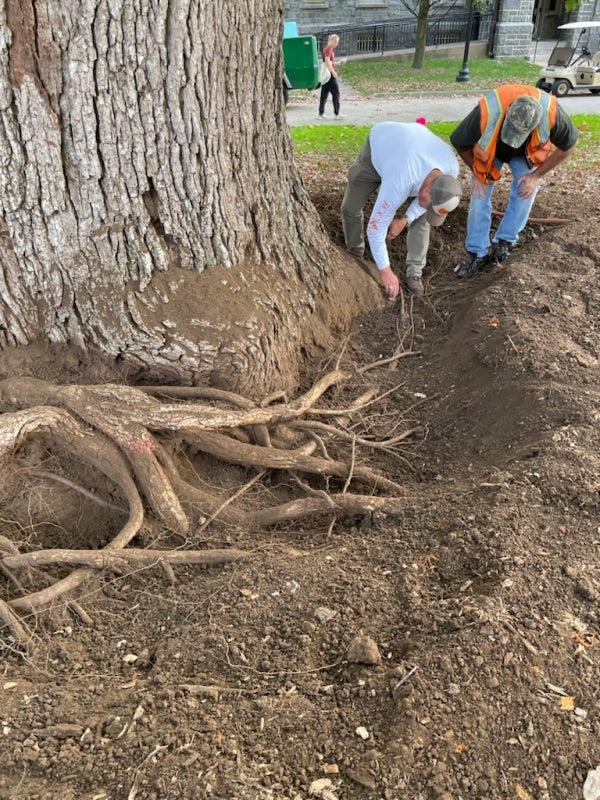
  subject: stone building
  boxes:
[284,0,599,58]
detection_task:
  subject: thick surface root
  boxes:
[0,359,416,641]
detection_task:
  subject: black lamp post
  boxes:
[456,0,476,82]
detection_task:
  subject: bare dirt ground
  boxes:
[1,154,600,800]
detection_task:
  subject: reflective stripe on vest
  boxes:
[479,88,552,150]
[473,87,556,182]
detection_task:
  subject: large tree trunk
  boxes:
[0,0,381,394]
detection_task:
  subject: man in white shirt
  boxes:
[342,121,462,297]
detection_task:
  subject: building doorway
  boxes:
[533,0,567,40]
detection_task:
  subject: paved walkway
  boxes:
[286,45,600,127]
[286,81,600,127]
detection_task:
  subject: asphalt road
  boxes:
[285,86,600,127]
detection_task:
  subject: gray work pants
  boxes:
[341,139,430,278]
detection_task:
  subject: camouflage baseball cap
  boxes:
[501,96,543,148]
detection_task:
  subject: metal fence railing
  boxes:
[319,11,493,58]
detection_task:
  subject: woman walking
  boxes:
[318,34,345,120]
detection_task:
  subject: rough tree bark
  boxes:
[0,0,381,394]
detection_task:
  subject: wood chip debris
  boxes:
[515,784,533,800]
[559,696,575,711]
[308,777,339,800]
[31,723,85,739]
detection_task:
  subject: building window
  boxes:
[302,0,329,7]
[356,0,388,7]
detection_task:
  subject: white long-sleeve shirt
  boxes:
[367,122,459,271]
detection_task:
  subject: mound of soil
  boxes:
[1,161,599,800]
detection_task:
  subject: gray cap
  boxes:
[501,96,543,148]
[425,174,462,227]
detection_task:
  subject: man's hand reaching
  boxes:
[516,171,542,198]
[386,216,409,241]
[379,266,399,299]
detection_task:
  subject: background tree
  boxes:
[400,0,491,70]
[413,0,434,69]
[0,0,380,395]
[398,0,457,69]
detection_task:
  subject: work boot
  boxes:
[491,239,512,263]
[455,252,491,279]
[406,276,424,295]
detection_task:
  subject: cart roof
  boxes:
[558,21,600,30]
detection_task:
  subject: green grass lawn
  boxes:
[290,58,600,170]
[341,57,542,95]
[291,115,600,171]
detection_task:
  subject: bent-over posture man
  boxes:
[342,121,462,298]
[450,84,578,279]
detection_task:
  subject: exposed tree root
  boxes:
[0,357,417,642]
[3,547,249,572]
[0,598,32,650]
[185,430,406,493]
[492,210,571,224]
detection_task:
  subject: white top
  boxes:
[367,122,459,271]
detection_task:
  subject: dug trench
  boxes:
[0,167,599,800]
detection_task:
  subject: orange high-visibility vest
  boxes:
[472,85,557,184]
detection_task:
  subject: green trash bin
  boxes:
[282,36,320,90]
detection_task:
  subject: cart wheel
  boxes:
[535,78,549,91]
[590,87,600,94]
[551,79,570,97]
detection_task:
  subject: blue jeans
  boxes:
[466,157,539,257]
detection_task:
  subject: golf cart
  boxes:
[536,21,600,96]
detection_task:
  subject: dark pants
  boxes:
[319,77,340,116]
